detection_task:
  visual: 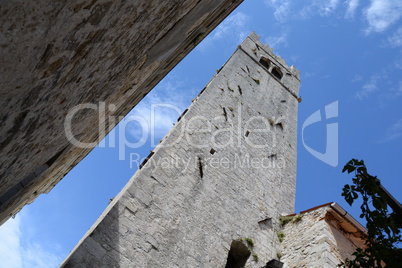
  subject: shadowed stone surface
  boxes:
[61,32,300,267]
[0,0,243,225]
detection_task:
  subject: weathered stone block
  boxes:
[0,0,243,224]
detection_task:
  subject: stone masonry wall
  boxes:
[60,32,300,267]
[0,0,243,225]
[280,205,366,268]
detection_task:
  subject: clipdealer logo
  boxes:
[302,101,339,167]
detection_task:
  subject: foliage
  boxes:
[293,214,303,223]
[340,159,402,267]
[277,232,285,243]
[276,251,282,259]
[245,237,254,248]
[252,253,259,262]
[279,214,303,227]
[279,216,294,227]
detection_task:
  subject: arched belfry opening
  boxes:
[259,57,271,69]
[271,67,283,80]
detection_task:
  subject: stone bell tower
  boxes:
[61,32,300,267]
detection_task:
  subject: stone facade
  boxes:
[0,0,244,225]
[60,32,300,267]
[279,203,367,268]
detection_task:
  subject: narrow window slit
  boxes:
[223,107,228,121]
[198,157,203,178]
[268,153,277,159]
[177,109,188,122]
[139,151,154,169]
[238,85,243,95]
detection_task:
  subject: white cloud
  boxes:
[264,0,292,23]
[266,0,344,21]
[320,0,341,16]
[380,118,402,142]
[289,55,300,63]
[355,73,382,100]
[364,0,402,34]
[395,54,402,69]
[0,216,22,268]
[125,76,193,145]
[298,0,340,19]
[266,29,290,49]
[392,80,402,97]
[0,212,63,268]
[264,0,402,36]
[21,243,62,268]
[345,0,360,19]
[378,79,402,106]
[386,26,402,47]
[351,74,363,82]
[197,12,249,52]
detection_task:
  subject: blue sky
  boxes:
[1,0,402,267]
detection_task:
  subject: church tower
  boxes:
[61,32,300,267]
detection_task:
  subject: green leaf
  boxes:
[346,195,354,206]
[341,158,402,267]
[342,164,349,173]
[346,166,355,174]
